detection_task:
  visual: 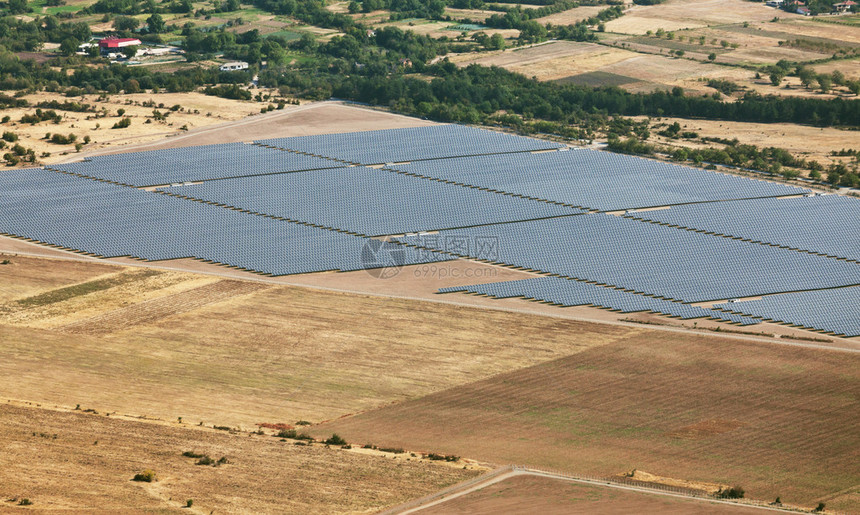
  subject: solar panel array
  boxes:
[440,277,761,325]
[49,143,341,187]
[256,124,564,164]
[714,287,860,337]
[400,214,860,302]
[162,166,584,236]
[0,169,449,275]
[623,195,860,262]
[389,150,807,211]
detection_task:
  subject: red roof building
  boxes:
[98,38,141,49]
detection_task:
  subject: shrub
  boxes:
[196,455,215,466]
[295,420,312,426]
[2,131,17,142]
[182,451,205,458]
[1,259,10,265]
[112,117,131,129]
[132,469,157,482]
[19,498,33,506]
[378,447,405,454]
[426,453,460,462]
[324,434,347,446]
[186,499,193,508]
[276,428,297,438]
[814,503,826,513]
[716,485,744,499]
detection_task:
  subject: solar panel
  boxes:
[714,287,860,337]
[440,276,761,325]
[390,150,807,211]
[0,169,451,275]
[256,124,564,164]
[400,214,860,302]
[161,166,584,236]
[48,143,341,187]
[624,195,860,262]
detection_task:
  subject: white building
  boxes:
[219,61,249,72]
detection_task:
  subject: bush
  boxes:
[426,453,460,462]
[2,131,17,142]
[132,469,157,482]
[324,433,347,446]
[814,503,826,513]
[186,499,193,508]
[112,117,131,129]
[716,485,744,499]
[182,451,205,458]
[196,455,215,466]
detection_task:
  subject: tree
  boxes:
[798,66,817,89]
[831,70,845,86]
[113,16,140,32]
[146,13,165,33]
[848,81,860,96]
[121,45,139,59]
[60,38,79,56]
[769,71,784,86]
[817,74,832,93]
[707,52,716,61]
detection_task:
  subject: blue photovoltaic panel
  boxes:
[162,167,584,236]
[256,124,564,164]
[400,214,860,302]
[49,143,341,187]
[0,169,450,275]
[440,277,761,325]
[391,150,807,211]
[714,287,860,337]
[624,195,860,262]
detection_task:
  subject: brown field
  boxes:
[419,474,771,514]
[313,331,860,510]
[71,101,437,158]
[0,403,477,513]
[605,0,798,35]
[535,5,607,26]
[0,255,636,428]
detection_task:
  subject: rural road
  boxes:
[387,466,803,514]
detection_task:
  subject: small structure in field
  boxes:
[220,61,249,72]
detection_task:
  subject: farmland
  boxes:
[313,330,860,511]
[0,254,633,427]
[0,403,478,513]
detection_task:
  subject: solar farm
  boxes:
[1,124,858,336]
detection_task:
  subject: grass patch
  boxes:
[12,270,160,309]
[263,30,303,41]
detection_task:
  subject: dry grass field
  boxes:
[0,255,636,428]
[314,331,860,510]
[644,116,860,166]
[535,5,607,26]
[419,474,771,514]
[605,0,797,35]
[0,403,478,513]
[1,91,261,165]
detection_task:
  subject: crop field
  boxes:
[0,255,633,427]
[419,474,770,514]
[313,331,860,511]
[0,403,478,513]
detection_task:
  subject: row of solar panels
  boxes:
[439,277,761,325]
[623,194,860,262]
[0,169,450,275]
[161,166,584,237]
[399,214,860,303]
[713,287,860,337]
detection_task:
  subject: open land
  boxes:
[0,403,478,513]
[417,473,775,514]
[0,255,635,428]
[312,330,860,511]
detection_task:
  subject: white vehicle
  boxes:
[220,61,249,72]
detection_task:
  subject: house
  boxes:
[765,0,783,6]
[833,1,857,12]
[219,61,249,72]
[98,37,141,54]
[797,6,811,15]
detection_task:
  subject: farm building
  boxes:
[833,1,857,12]
[98,38,141,53]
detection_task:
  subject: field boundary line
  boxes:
[380,465,516,515]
